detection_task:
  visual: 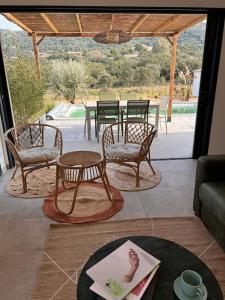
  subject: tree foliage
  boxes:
[49,60,87,103]
[6,57,44,125]
[2,21,206,116]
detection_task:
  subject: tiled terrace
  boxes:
[0,113,197,299]
[49,113,196,159]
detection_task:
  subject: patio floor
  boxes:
[47,113,196,159]
[0,114,197,299]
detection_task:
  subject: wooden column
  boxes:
[31,32,41,79]
[167,33,178,122]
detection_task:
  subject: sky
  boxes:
[0,15,21,31]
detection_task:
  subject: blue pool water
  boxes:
[69,103,197,119]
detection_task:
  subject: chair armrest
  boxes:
[193,155,225,216]
[102,124,115,158]
[139,129,156,159]
[5,138,22,164]
[54,129,63,154]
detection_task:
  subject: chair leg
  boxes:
[165,115,168,135]
[11,164,19,180]
[121,112,124,136]
[54,165,60,211]
[97,123,100,143]
[136,163,140,187]
[146,157,156,175]
[84,118,87,138]
[117,122,119,142]
[103,170,111,193]
[95,116,97,138]
[21,167,27,193]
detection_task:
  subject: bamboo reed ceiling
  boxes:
[2,13,206,37]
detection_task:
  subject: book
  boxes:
[86,240,160,300]
[125,265,159,300]
[90,265,159,300]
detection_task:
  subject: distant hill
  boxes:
[0,22,206,58]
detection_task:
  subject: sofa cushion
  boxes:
[199,182,225,224]
[106,143,141,159]
[18,147,60,164]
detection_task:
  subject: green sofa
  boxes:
[194,155,225,250]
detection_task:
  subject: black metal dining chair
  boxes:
[95,100,120,143]
[121,100,150,135]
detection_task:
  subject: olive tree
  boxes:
[49,60,87,104]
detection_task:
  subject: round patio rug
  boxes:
[43,182,124,223]
[106,162,161,191]
[5,167,56,198]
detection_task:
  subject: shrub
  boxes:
[44,102,55,113]
[6,57,44,125]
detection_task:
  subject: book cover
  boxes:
[86,240,160,300]
[90,265,159,300]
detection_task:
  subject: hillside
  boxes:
[0,22,206,58]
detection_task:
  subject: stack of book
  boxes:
[86,240,160,300]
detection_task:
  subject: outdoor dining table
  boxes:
[84,100,160,140]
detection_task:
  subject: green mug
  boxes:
[180,270,204,297]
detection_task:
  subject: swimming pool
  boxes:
[69,103,198,119]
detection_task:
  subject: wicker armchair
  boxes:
[5,124,63,193]
[102,121,156,187]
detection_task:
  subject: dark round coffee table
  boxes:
[77,236,223,300]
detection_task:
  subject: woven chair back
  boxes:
[5,124,63,153]
[125,121,154,145]
[7,124,44,151]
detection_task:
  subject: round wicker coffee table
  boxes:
[55,151,112,215]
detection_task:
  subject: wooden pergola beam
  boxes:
[109,14,114,31]
[165,36,173,46]
[75,13,83,33]
[37,34,46,46]
[176,15,206,33]
[130,15,149,34]
[167,34,179,122]
[40,13,58,33]
[152,15,181,33]
[28,32,173,37]
[3,13,32,33]
[31,32,41,79]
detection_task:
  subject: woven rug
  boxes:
[6,167,56,198]
[32,217,225,300]
[43,182,124,223]
[107,162,161,191]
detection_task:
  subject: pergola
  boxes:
[2,12,206,121]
